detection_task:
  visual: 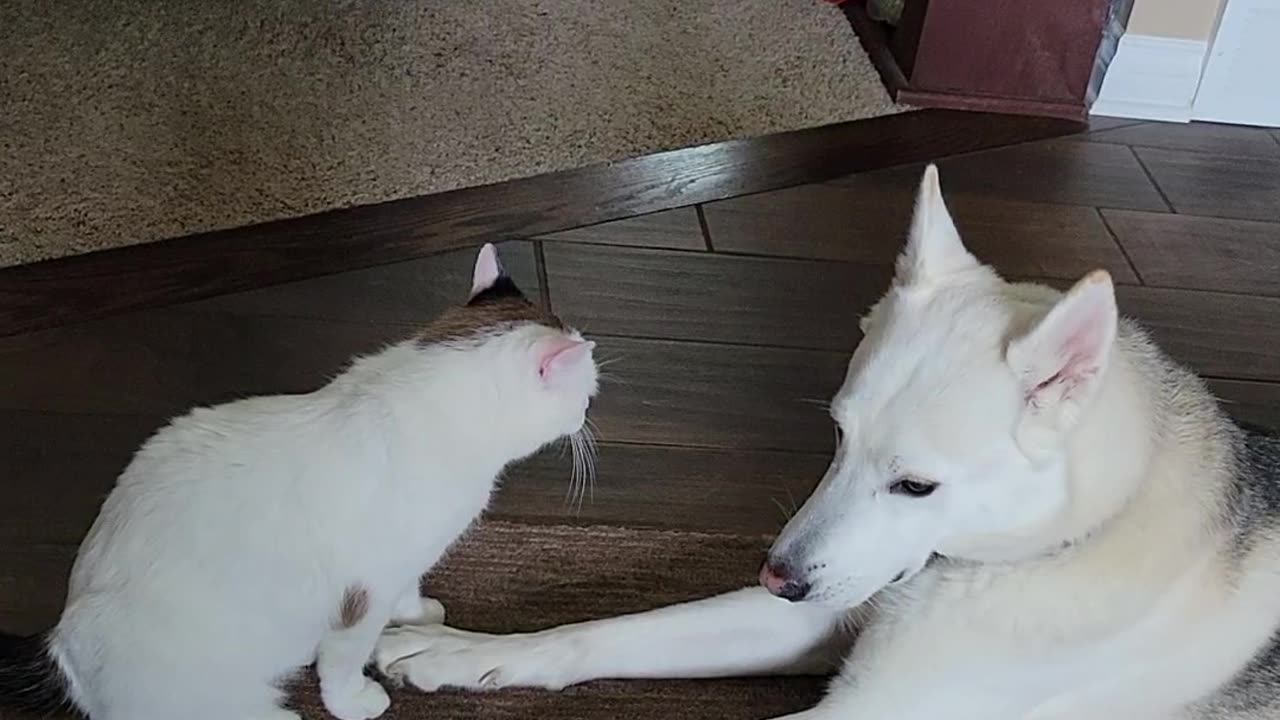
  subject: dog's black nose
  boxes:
[777,579,811,602]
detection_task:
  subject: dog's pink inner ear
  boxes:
[1011,271,1117,405]
[539,338,595,384]
[470,243,503,298]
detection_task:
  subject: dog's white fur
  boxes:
[374,168,1280,719]
[43,246,599,720]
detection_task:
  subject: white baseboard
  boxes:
[1090,35,1208,123]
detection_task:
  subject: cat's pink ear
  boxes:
[539,338,596,385]
[470,244,504,298]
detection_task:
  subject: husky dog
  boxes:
[373,166,1280,719]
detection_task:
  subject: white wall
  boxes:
[1128,0,1225,41]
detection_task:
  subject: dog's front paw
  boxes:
[322,677,390,720]
[374,625,576,692]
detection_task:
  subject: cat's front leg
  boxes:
[317,586,393,720]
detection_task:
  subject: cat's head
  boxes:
[419,244,600,459]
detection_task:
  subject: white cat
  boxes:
[0,244,599,720]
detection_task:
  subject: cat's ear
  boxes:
[470,243,505,298]
[538,337,596,386]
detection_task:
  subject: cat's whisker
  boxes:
[564,434,584,509]
[581,430,597,508]
[594,355,626,370]
[566,433,583,511]
[576,427,586,507]
[576,436,589,511]
[564,424,599,514]
[583,427,599,504]
[582,419,601,455]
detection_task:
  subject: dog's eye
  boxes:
[889,477,937,497]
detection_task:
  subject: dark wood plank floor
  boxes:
[2,117,1279,713]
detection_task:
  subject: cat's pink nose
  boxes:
[759,561,810,601]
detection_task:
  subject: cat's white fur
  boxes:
[45,245,598,720]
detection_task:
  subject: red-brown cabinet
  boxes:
[848,0,1116,121]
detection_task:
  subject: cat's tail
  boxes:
[0,630,80,716]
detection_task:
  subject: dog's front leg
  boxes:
[375,586,850,692]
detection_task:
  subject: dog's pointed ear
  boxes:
[1007,270,1118,452]
[895,165,977,286]
[470,243,505,298]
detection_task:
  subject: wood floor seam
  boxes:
[534,240,553,314]
[696,205,716,252]
[1097,207,1147,285]
[1127,144,1177,214]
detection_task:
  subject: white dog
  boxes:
[375,166,1280,719]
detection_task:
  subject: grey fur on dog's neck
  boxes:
[1078,319,1280,716]
[1202,428,1280,718]
[1226,427,1280,558]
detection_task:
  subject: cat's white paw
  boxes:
[322,677,391,720]
[374,625,577,692]
[390,595,446,626]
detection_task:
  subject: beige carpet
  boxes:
[0,0,899,268]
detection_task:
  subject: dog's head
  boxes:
[762,165,1121,607]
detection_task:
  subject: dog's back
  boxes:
[1194,427,1280,719]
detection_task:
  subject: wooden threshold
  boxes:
[0,109,1080,337]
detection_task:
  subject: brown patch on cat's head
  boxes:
[418,275,564,346]
[337,584,370,629]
